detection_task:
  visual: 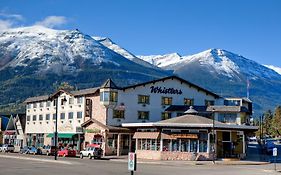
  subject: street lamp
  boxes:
[212,108,216,164]
[53,96,67,160]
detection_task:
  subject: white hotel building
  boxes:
[24,76,257,160]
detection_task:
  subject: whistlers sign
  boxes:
[150,86,182,95]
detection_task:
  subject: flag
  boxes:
[247,78,250,99]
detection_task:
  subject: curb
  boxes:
[109,158,270,166]
[0,154,73,165]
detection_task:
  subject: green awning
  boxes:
[47,133,76,138]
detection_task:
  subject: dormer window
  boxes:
[99,78,119,106]
[100,91,118,103]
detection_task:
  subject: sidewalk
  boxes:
[106,156,270,166]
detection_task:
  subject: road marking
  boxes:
[0,154,73,165]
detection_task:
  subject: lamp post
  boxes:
[212,108,216,164]
[54,96,67,160]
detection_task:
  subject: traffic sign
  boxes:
[128,152,137,171]
[273,147,277,157]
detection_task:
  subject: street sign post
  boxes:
[128,152,137,175]
[273,147,277,171]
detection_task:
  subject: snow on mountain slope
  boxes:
[0,26,122,73]
[0,26,167,78]
[138,53,182,67]
[164,49,281,80]
[93,36,157,69]
[264,65,281,75]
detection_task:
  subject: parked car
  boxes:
[40,145,56,156]
[28,146,42,155]
[58,148,76,157]
[80,146,103,159]
[0,144,3,152]
[19,146,30,154]
[1,144,15,152]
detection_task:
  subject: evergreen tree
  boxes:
[56,82,75,91]
[263,110,273,136]
[271,106,281,137]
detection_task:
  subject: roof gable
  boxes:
[122,76,219,98]
[101,79,119,89]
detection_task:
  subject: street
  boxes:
[0,153,280,175]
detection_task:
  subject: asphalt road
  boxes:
[0,153,280,175]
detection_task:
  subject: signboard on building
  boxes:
[171,134,198,139]
[150,86,182,95]
[128,152,137,171]
[273,148,277,156]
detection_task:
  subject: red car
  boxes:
[57,148,76,157]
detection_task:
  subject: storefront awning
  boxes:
[47,133,76,138]
[4,131,16,135]
[133,132,159,139]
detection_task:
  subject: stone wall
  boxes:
[136,150,162,160]
[136,150,213,161]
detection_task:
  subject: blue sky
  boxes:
[0,0,280,66]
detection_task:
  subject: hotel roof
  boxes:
[122,114,258,131]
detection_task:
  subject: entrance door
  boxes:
[221,131,234,158]
[222,142,232,158]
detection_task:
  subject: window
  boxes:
[39,115,43,121]
[33,103,37,108]
[32,115,37,121]
[46,101,51,107]
[110,92,118,102]
[53,100,57,107]
[138,111,149,120]
[68,112,74,119]
[61,97,67,105]
[184,98,194,106]
[77,111,83,118]
[53,114,56,120]
[113,110,125,119]
[27,104,31,109]
[100,91,118,102]
[39,102,44,108]
[46,114,50,121]
[205,100,214,106]
[69,98,74,104]
[218,113,237,123]
[161,112,171,120]
[138,139,160,151]
[161,97,172,105]
[222,132,231,141]
[138,95,150,104]
[60,113,65,120]
[100,91,109,101]
[27,115,30,121]
[77,97,83,104]
[190,139,198,152]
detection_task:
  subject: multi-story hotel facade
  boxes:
[24,76,257,160]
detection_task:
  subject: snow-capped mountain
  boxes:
[0,26,168,111]
[138,53,182,67]
[165,49,281,81]
[93,36,157,69]
[160,48,281,115]
[264,65,281,75]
